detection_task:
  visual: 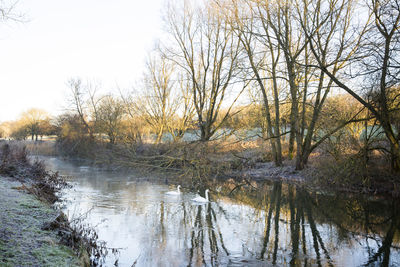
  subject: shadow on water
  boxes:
[42,157,400,266]
[226,180,400,267]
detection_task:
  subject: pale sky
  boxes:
[0,0,164,122]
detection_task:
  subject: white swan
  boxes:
[165,185,181,195]
[192,189,209,203]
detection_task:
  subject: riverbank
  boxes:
[233,157,400,197]
[0,143,96,266]
[26,139,400,197]
[0,176,83,266]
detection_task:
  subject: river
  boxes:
[42,156,400,266]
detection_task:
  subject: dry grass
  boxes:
[25,140,57,156]
[309,148,400,196]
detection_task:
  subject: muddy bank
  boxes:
[0,176,83,266]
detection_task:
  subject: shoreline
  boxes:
[23,139,400,197]
[56,152,400,199]
[0,175,86,266]
[223,159,400,198]
[0,143,103,266]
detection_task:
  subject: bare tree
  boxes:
[164,0,244,141]
[259,0,306,161]
[67,78,101,140]
[226,0,369,169]
[97,95,125,145]
[229,0,285,166]
[289,0,364,169]
[139,54,179,143]
[300,0,400,171]
[169,73,195,141]
[19,108,50,141]
[0,1,24,22]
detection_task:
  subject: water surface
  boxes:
[43,157,400,266]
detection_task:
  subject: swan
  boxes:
[192,189,209,203]
[165,185,181,195]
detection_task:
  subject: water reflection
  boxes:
[43,157,400,266]
[227,181,400,267]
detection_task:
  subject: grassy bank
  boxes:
[0,143,104,266]
[0,177,83,266]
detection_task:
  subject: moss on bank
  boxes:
[0,176,83,266]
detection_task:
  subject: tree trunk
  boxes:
[200,123,210,142]
[384,124,400,172]
[288,108,296,160]
[286,61,301,166]
[155,124,164,144]
[390,143,400,173]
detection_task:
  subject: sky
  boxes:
[0,0,164,122]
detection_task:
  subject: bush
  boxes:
[0,143,66,203]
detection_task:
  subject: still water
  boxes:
[43,157,400,266]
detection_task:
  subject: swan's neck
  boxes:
[177,187,180,193]
[205,191,209,201]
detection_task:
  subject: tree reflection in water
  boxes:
[214,181,400,267]
[53,153,400,267]
[187,203,230,266]
[166,181,400,266]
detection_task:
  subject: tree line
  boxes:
[1,0,399,174]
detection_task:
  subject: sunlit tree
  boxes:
[97,95,126,145]
[19,108,50,141]
[164,0,244,141]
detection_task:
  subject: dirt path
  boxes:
[0,176,81,266]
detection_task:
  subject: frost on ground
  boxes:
[240,161,306,183]
[0,176,80,266]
